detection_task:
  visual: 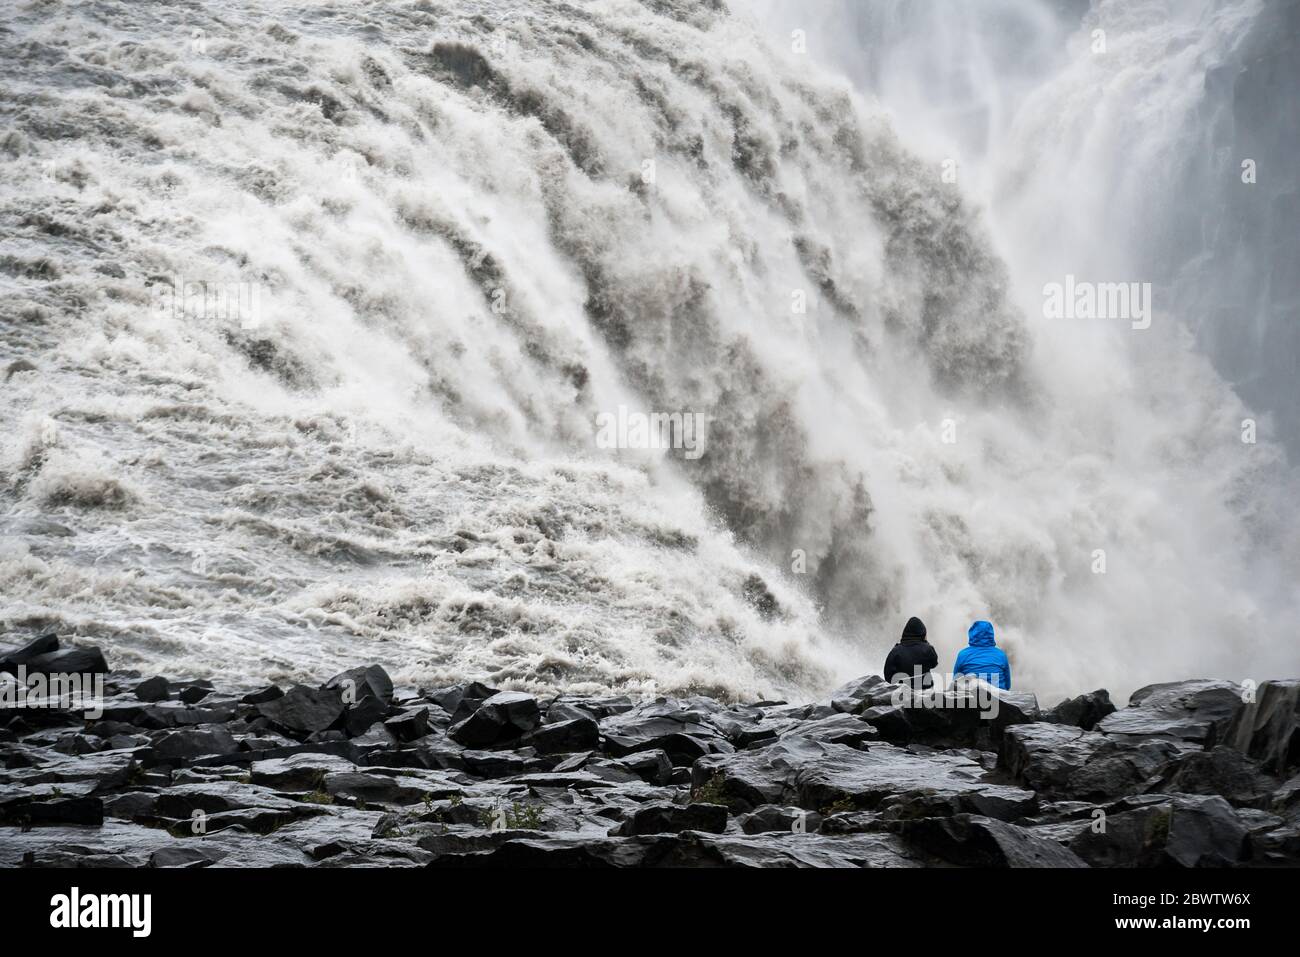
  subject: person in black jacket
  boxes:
[883,616,939,689]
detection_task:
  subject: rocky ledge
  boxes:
[2,635,1297,868]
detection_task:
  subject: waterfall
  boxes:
[1,0,1295,701]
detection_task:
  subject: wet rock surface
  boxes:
[0,636,1295,868]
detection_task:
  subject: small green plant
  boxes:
[820,796,855,817]
[300,788,334,806]
[508,802,544,830]
[1146,808,1172,848]
[689,773,727,805]
[449,793,463,807]
[477,801,544,830]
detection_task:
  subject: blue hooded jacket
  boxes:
[953,620,1011,690]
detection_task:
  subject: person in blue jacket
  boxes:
[953,620,1011,690]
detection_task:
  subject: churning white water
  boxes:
[1,0,1296,702]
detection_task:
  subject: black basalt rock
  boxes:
[1096,679,1245,747]
[611,801,728,836]
[257,685,347,737]
[325,665,394,706]
[448,692,542,748]
[0,654,1294,870]
[1042,690,1116,731]
[522,716,600,755]
[0,633,60,673]
[134,676,170,703]
[890,814,1088,868]
[21,646,109,678]
[1224,679,1300,776]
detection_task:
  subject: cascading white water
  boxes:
[749,0,1300,690]
[0,0,1295,703]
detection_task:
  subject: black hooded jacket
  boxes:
[884,635,938,688]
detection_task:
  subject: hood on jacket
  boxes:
[968,620,996,647]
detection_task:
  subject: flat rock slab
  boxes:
[599,701,732,763]
[250,753,359,792]
[0,748,139,789]
[153,781,316,817]
[1097,680,1244,746]
[423,829,926,867]
[323,772,432,806]
[1067,793,1251,867]
[780,713,879,747]
[504,770,620,790]
[892,814,1088,867]
[611,802,728,836]
[0,820,312,868]
[1002,722,1199,801]
[694,737,1035,819]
